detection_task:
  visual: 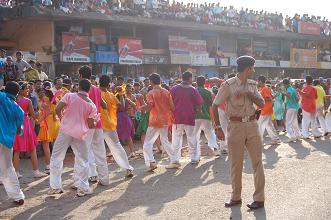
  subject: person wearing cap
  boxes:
[216,73,236,155]
[212,55,266,210]
[257,75,281,145]
[35,62,48,81]
[14,51,32,80]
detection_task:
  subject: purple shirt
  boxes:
[170,82,203,126]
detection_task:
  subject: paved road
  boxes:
[1,135,331,220]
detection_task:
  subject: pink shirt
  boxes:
[60,93,98,140]
[88,85,102,129]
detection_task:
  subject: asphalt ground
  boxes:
[0,133,330,220]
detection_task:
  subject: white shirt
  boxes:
[38,71,48,81]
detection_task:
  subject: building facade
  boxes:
[1,6,330,80]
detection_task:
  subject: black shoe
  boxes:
[247,201,264,210]
[224,199,242,207]
[14,199,24,206]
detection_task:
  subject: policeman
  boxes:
[212,55,266,210]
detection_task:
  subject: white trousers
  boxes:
[285,109,301,139]
[171,124,198,162]
[325,111,331,132]
[85,129,109,185]
[143,127,173,167]
[194,119,219,159]
[258,115,279,141]
[315,107,326,134]
[0,144,25,201]
[103,130,133,171]
[50,132,89,191]
[218,108,228,150]
[302,110,320,138]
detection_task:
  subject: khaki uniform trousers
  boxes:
[227,120,265,202]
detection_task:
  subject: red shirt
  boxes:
[301,84,317,113]
[259,85,273,116]
[326,85,330,95]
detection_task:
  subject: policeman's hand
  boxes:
[215,127,225,141]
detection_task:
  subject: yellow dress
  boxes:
[37,97,51,142]
[47,103,60,142]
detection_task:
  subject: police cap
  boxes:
[236,55,255,68]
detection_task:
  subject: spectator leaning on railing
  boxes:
[1,0,330,36]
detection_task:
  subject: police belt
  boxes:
[229,115,256,123]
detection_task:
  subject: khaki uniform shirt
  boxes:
[213,76,263,118]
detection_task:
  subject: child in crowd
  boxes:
[13,83,47,178]
[0,81,25,205]
[116,84,137,158]
[36,88,51,174]
[45,89,60,144]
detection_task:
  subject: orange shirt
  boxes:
[259,85,273,116]
[146,87,173,128]
[301,84,317,113]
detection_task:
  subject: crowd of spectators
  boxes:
[1,0,330,36]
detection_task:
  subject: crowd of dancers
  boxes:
[0,63,330,206]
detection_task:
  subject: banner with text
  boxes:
[143,55,169,64]
[298,21,321,36]
[290,48,317,68]
[169,36,211,65]
[62,33,90,63]
[118,37,143,65]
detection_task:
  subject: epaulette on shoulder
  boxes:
[248,79,258,85]
[225,77,236,85]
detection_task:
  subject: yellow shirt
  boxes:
[101,90,119,131]
[25,68,39,81]
[315,85,325,108]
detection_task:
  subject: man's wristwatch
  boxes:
[215,125,222,129]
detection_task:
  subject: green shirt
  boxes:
[196,87,213,120]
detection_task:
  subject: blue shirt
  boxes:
[286,86,299,110]
[0,60,5,80]
[0,92,24,149]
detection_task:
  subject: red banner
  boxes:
[62,33,90,62]
[298,21,321,36]
[188,40,207,53]
[118,37,143,65]
[168,36,189,52]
